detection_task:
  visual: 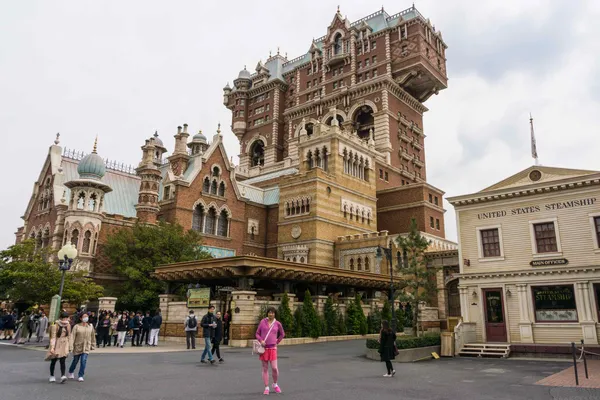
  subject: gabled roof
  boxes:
[481,165,600,192]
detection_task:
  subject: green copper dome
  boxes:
[77,139,106,180]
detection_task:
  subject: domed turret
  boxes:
[237,67,251,80]
[189,129,208,155]
[77,138,106,180]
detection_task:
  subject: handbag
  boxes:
[252,319,276,355]
[393,342,399,356]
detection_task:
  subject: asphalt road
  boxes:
[1,340,599,400]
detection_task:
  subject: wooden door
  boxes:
[483,288,507,343]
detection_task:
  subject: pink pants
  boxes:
[261,360,279,386]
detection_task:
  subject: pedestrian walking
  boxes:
[200,305,217,364]
[97,313,111,347]
[211,311,224,363]
[3,311,15,340]
[36,311,49,342]
[255,307,285,395]
[68,313,95,381]
[13,312,25,344]
[140,311,151,346]
[110,312,118,346]
[379,320,396,377]
[116,312,129,348]
[184,310,197,350]
[131,311,142,346]
[149,309,162,346]
[45,312,71,383]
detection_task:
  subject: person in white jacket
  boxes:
[184,310,198,350]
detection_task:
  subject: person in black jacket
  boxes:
[200,306,217,364]
[140,311,151,346]
[149,309,162,347]
[116,312,129,348]
[378,320,397,377]
[131,311,142,346]
[211,311,224,363]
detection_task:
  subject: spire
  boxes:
[337,5,340,13]
[154,130,159,138]
[54,133,60,145]
[217,123,222,135]
[92,136,98,154]
[530,113,539,166]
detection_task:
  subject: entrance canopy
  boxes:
[155,255,394,290]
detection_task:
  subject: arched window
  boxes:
[42,228,50,248]
[93,232,98,254]
[217,210,229,237]
[306,198,310,213]
[250,140,265,167]
[301,199,306,214]
[295,201,300,215]
[322,147,329,171]
[349,258,354,271]
[218,182,225,197]
[365,257,370,271]
[396,251,401,268]
[354,105,374,139]
[286,202,291,216]
[82,230,92,253]
[334,33,342,55]
[307,151,314,169]
[210,180,218,195]
[88,193,97,211]
[192,204,205,232]
[205,208,217,235]
[71,229,79,248]
[357,258,362,271]
[77,192,85,210]
[343,204,347,218]
[300,256,305,263]
[36,231,42,249]
[293,257,297,263]
[212,166,220,177]
[203,177,210,193]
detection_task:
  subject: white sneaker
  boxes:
[49,376,56,383]
[68,373,75,380]
[78,377,84,382]
[392,370,396,377]
[60,376,67,383]
[383,373,391,377]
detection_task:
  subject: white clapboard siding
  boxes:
[458,187,600,274]
[533,326,583,344]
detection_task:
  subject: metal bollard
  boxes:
[581,339,589,379]
[571,342,579,386]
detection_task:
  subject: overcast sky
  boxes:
[2,0,600,250]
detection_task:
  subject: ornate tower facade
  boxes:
[135,133,165,224]
[63,139,112,272]
[224,6,448,237]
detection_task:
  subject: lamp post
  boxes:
[51,243,77,322]
[376,242,402,333]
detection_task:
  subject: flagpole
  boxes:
[530,113,539,166]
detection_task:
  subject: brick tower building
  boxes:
[16,6,459,323]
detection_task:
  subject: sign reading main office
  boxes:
[477,197,597,220]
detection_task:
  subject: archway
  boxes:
[250,140,265,167]
[353,105,374,140]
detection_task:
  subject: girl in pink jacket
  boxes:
[255,307,285,395]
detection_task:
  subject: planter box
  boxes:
[366,345,441,362]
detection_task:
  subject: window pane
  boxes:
[534,222,557,253]
[480,228,500,257]
[595,217,600,247]
[532,285,578,322]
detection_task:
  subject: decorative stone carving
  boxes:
[291,225,302,239]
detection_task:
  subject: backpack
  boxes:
[187,316,197,329]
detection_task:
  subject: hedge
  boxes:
[365,334,441,350]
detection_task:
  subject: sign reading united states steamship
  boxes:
[477,198,597,220]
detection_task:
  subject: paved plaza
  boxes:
[1,340,600,400]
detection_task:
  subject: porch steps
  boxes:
[459,343,511,358]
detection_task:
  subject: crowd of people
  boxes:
[0,309,49,343]
[1,305,402,394]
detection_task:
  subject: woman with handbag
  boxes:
[254,307,285,395]
[379,320,397,377]
[45,312,71,383]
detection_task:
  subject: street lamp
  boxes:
[57,243,78,300]
[376,242,402,333]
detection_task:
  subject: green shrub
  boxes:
[293,306,303,338]
[323,296,337,336]
[365,333,441,350]
[278,293,294,336]
[301,290,321,339]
